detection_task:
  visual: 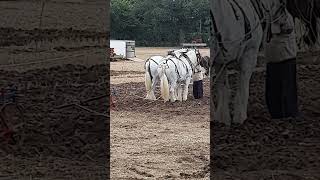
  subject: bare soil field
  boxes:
[212,63,320,179]
[110,82,210,179]
[111,49,319,179]
[0,0,108,71]
[0,64,108,179]
[0,0,109,179]
[110,47,210,179]
[0,0,108,31]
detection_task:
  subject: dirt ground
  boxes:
[111,48,319,179]
[0,0,108,71]
[0,0,109,179]
[111,47,210,179]
[211,62,320,180]
[0,64,108,179]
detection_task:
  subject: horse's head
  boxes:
[177,48,206,74]
[199,56,210,77]
[182,48,201,64]
[168,49,184,59]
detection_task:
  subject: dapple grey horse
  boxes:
[158,48,204,102]
[210,0,291,125]
[144,56,165,100]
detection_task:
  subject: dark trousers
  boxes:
[193,80,203,99]
[266,58,299,119]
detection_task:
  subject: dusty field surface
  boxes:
[0,64,108,179]
[0,0,108,71]
[0,0,109,179]
[212,63,320,179]
[111,47,211,179]
[111,52,319,179]
[110,82,210,179]
[0,0,108,31]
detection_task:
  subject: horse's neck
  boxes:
[211,0,248,40]
[211,0,234,28]
[185,51,197,65]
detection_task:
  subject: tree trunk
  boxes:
[179,29,185,44]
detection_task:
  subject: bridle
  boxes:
[180,48,203,74]
[164,48,204,77]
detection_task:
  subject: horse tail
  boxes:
[158,65,170,102]
[144,60,152,93]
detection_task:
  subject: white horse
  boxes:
[158,48,204,102]
[210,0,288,125]
[144,55,165,100]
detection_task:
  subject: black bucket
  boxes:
[193,80,203,99]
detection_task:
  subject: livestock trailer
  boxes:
[110,40,135,59]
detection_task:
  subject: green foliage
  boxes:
[111,0,210,47]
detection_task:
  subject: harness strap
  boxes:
[274,0,286,18]
[181,53,192,73]
[250,0,264,21]
[250,0,273,43]
[145,58,160,81]
[230,0,252,41]
[165,58,181,79]
[210,10,228,56]
[227,0,240,20]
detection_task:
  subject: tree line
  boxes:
[111,0,210,47]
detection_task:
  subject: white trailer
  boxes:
[110,40,135,59]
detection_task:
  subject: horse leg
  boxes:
[169,82,177,102]
[233,49,257,124]
[145,61,153,100]
[177,84,183,101]
[212,63,231,125]
[150,78,158,100]
[182,77,191,101]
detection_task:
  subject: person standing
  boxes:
[264,7,299,119]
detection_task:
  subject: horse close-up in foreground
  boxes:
[209,0,318,126]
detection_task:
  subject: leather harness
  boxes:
[210,0,287,58]
[145,58,159,81]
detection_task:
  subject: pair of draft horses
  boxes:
[145,48,209,103]
[145,0,318,126]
